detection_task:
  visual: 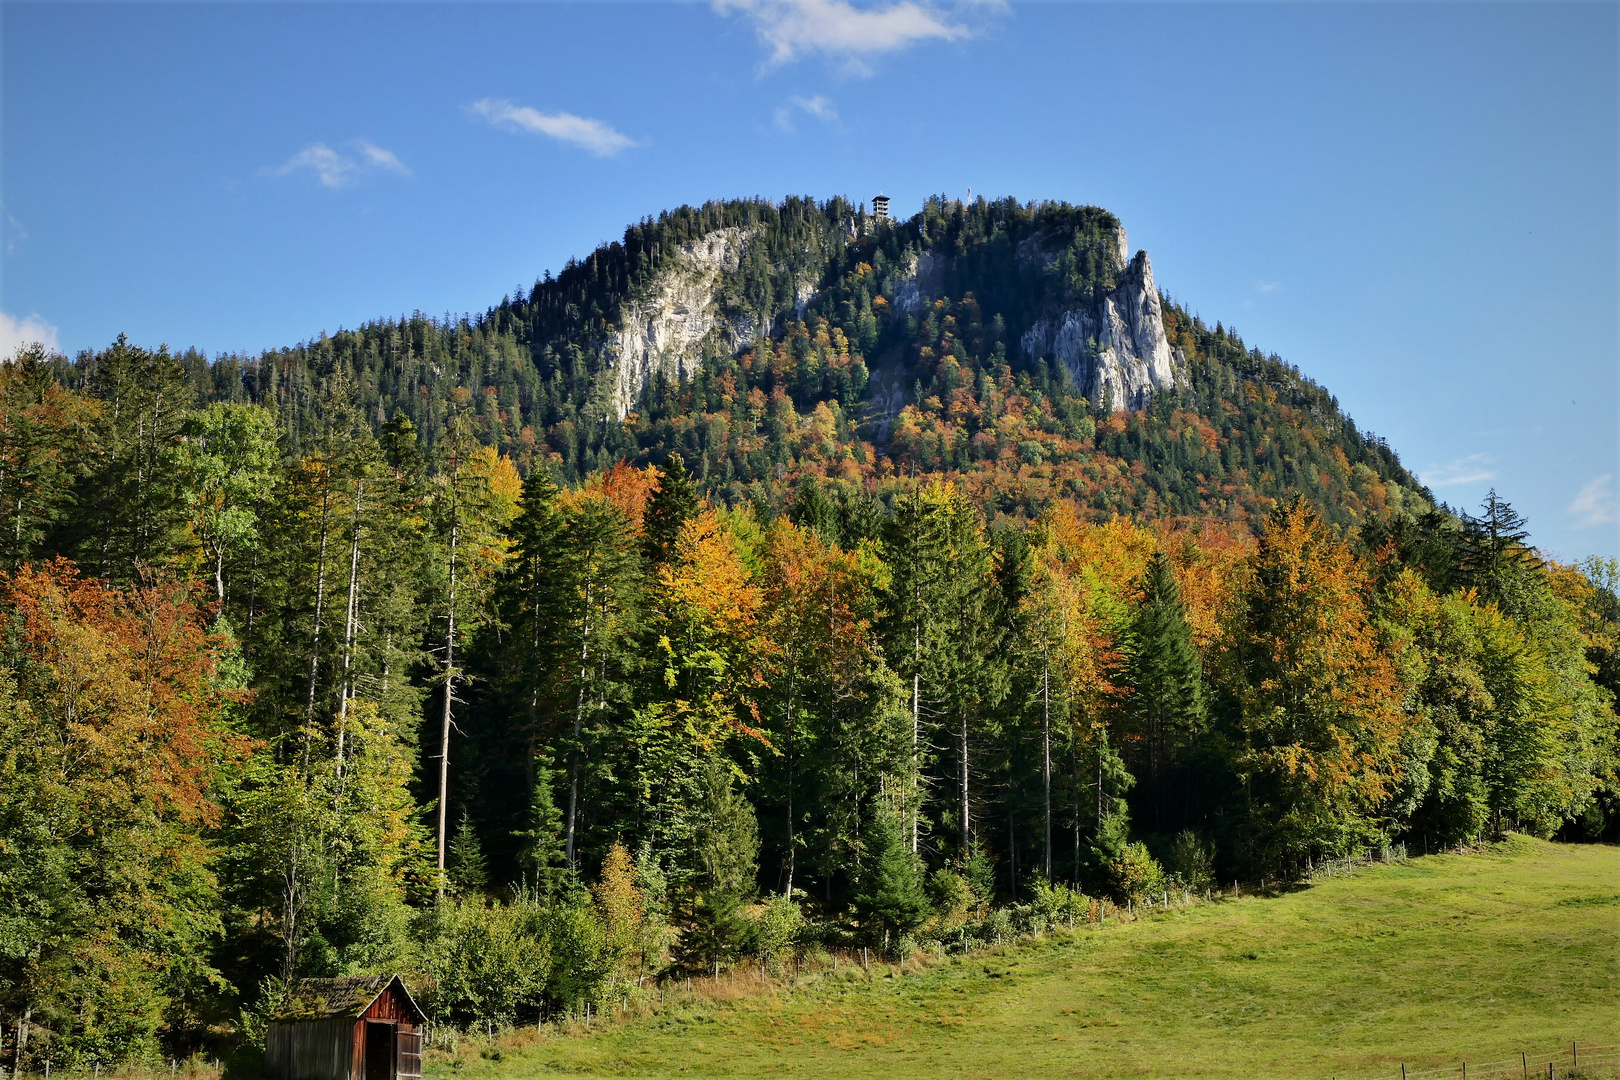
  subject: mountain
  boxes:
[165,196,1422,528]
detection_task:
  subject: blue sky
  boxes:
[2,0,1616,560]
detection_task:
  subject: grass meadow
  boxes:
[435,837,1618,1080]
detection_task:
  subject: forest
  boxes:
[2,196,1617,1072]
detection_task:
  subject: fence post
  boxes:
[1401,1063,1406,1080]
[1523,1053,1527,1080]
[1572,1044,1577,1068]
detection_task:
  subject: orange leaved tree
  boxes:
[0,559,245,1064]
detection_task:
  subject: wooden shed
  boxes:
[265,975,425,1080]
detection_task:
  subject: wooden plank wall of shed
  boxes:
[267,1020,355,1080]
[363,988,415,1029]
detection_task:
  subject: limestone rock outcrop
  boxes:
[607,227,752,418]
[1019,249,1177,413]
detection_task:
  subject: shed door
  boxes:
[396,1030,421,1080]
[364,1022,395,1080]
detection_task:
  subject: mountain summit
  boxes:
[188,195,1420,528]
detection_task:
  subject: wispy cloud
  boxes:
[716,0,985,75]
[274,139,410,189]
[470,98,637,157]
[356,141,411,175]
[1569,474,1619,529]
[0,311,60,358]
[1255,279,1283,294]
[774,94,839,131]
[5,212,25,255]
[1421,453,1496,488]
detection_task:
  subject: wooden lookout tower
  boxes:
[265,975,425,1080]
[872,193,890,222]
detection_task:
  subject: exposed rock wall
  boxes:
[607,227,752,418]
[1020,250,1177,413]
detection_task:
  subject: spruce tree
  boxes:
[447,807,489,895]
[677,759,759,973]
[1122,551,1204,830]
[643,452,698,566]
[852,803,928,950]
[514,750,573,898]
[1463,490,1543,608]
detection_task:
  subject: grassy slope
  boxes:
[448,838,1617,1080]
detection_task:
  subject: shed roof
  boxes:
[270,975,426,1024]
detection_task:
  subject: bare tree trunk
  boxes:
[784,655,797,896]
[911,622,921,854]
[303,478,333,767]
[1043,653,1052,882]
[960,707,970,858]
[565,581,592,868]
[336,481,365,764]
[436,513,458,899]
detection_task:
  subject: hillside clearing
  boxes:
[436,838,1618,1080]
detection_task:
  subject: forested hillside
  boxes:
[3,197,1616,1071]
[115,197,1415,529]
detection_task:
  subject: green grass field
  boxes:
[440,837,1618,1080]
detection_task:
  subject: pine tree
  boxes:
[1121,551,1204,831]
[514,749,573,898]
[642,452,698,566]
[447,808,489,895]
[1462,489,1543,608]
[71,335,194,581]
[676,760,759,973]
[851,802,928,950]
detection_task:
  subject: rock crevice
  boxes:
[607,227,752,418]
[1020,249,1177,413]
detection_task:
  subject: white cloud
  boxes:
[1421,453,1496,488]
[1569,474,1619,529]
[5,213,25,255]
[1255,279,1283,294]
[356,140,411,175]
[469,98,636,157]
[716,0,980,74]
[0,311,60,358]
[774,94,839,131]
[276,143,357,188]
[273,140,410,188]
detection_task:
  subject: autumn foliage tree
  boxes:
[1223,500,1408,868]
[0,561,244,1065]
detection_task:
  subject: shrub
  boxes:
[752,894,806,974]
[1166,830,1216,892]
[415,896,550,1024]
[926,867,976,929]
[1108,841,1167,903]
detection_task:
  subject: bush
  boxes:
[926,867,976,929]
[751,894,806,974]
[1029,881,1091,927]
[415,896,550,1024]
[1166,830,1216,892]
[1108,841,1167,903]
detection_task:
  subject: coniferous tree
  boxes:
[447,808,489,895]
[0,344,95,569]
[642,452,698,567]
[676,760,759,973]
[1121,551,1204,831]
[71,335,193,581]
[852,802,928,951]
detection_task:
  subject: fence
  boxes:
[1371,1044,1618,1080]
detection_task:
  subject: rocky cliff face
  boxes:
[1019,248,1178,413]
[607,227,753,418]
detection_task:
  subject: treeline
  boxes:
[0,335,1615,1070]
[47,198,1421,534]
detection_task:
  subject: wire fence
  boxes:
[1369,1044,1619,1080]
